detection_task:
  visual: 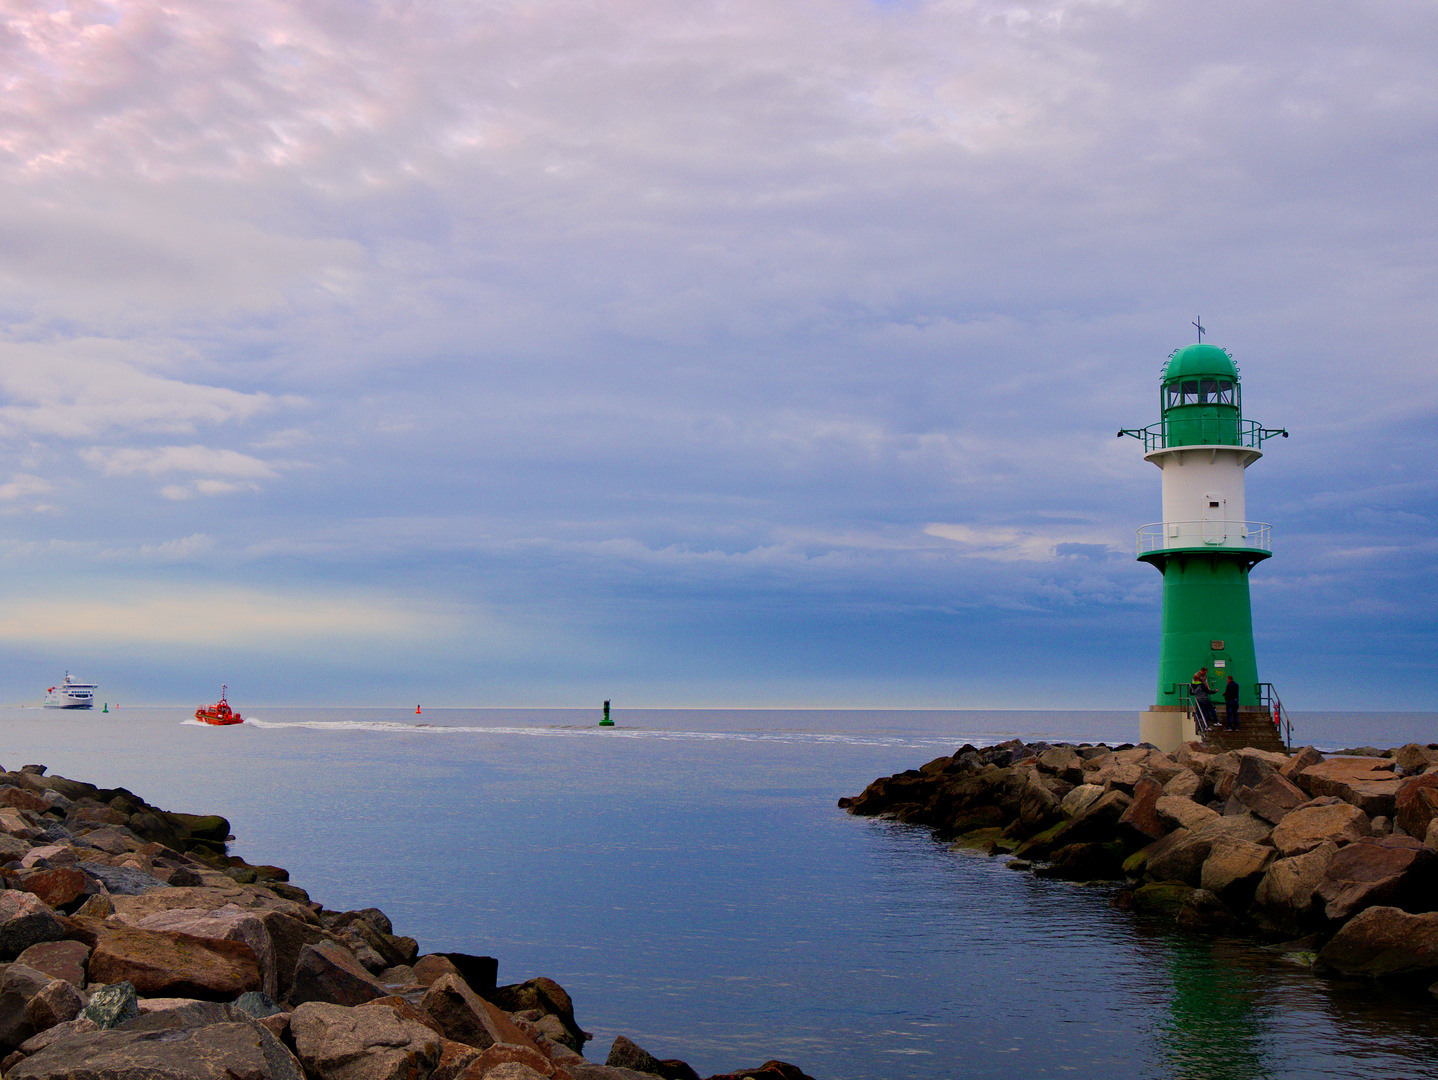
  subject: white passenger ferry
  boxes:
[44,673,97,709]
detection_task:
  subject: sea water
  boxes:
[3,705,1438,1080]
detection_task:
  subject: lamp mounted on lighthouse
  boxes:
[1119,338,1288,752]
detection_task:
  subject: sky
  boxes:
[0,0,1433,710]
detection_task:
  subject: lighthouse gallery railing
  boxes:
[1136,521,1272,554]
[1117,419,1288,453]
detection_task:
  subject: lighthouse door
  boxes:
[1203,493,1226,545]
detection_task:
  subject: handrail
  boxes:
[1257,683,1292,751]
[1136,520,1272,555]
[1177,682,1291,748]
[1117,420,1288,453]
[1175,684,1211,741]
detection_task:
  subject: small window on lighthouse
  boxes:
[1180,380,1200,405]
[1217,380,1235,404]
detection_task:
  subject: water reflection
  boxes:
[1123,913,1438,1080]
[1155,934,1273,1080]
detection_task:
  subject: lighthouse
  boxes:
[1121,339,1287,752]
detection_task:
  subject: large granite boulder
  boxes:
[16,868,94,913]
[1161,769,1203,800]
[0,893,66,958]
[1232,773,1308,825]
[1116,775,1167,844]
[288,941,388,1008]
[1123,827,1190,879]
[5,1019,302,1079]
[1035,841,1127,881]
[131,903,279,1000]
[1114,747,1186,785]
[1017,780,1064,834]
[1297,758,1403,817]
[607,1035,670,1075]
[1084,758,1146,794]
[1035,746,1085,785]
[423,972,548,1052]
[1176,888,1242,932]
[412,954,464,988]
[1199,839,1274,908]
[1154,796,1218,834]
[488,977,580,1038]
[1316,906,1438,977]
[0,963,84,1049]
[15,940,89,986]
[462,1041,563,1078]
[1269,799,1370,857]
[259,910,333,999]
[1058,784,1104,820]
[1394,744,1438,775]
[1278,746,1324,780]
[1203,753,1241,802]
[109,885,318,928]
[694,1065,816,1080]
[1395,773,1438,840]
[1234,750,1282,790]
[290,998,442,1080]
[1313,836,1438,923]
[75,917,261,998]
[1250,841,1339,935]
[1145,814,1272,887]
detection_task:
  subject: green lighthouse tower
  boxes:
[1121,341,1287,751]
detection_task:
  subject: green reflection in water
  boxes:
[1157,934,1273,1080]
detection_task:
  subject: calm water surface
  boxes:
[2,706,1437,1079]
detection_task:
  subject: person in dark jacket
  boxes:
[1224,675,1240,730]
[1190,668,1217,731]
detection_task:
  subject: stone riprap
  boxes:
[0,765,813,1080]
[840,739,1438,991]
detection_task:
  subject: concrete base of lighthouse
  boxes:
[1139,706,1197,754]
[1140,705,1288,754]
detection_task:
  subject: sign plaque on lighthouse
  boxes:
[1120,337,1287,752]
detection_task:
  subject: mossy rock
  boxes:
[1011,819,1070,860]
[185,841,229,866]
[1122,847,1151,877]
[170,813,231,842]
[950,827,1005,850]
[1132,881,1196,915]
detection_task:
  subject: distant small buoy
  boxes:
[416,705,422,715]
[102,703,108,713]
[599,698,613,727]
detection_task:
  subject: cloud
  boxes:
[924,523,1122,562]
[0,474,52,500]
[100,534,215,560]
[0,340,293,439]
[83,445,277,479]
[0,584,466,649]
[0,0,1432,706]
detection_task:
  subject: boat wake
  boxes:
[238,717,963,748]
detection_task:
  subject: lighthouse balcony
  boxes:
[1120,419,1287,452]
[1136,520,1272,557]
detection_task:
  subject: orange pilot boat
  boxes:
[196,685,243,726]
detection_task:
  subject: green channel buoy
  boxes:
[102,703,108,713]
[599,699,613,726]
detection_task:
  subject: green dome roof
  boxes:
[1163,343,1238,381]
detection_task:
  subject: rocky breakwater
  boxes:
[841,739,1438,993]
[0,764,814,1080]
